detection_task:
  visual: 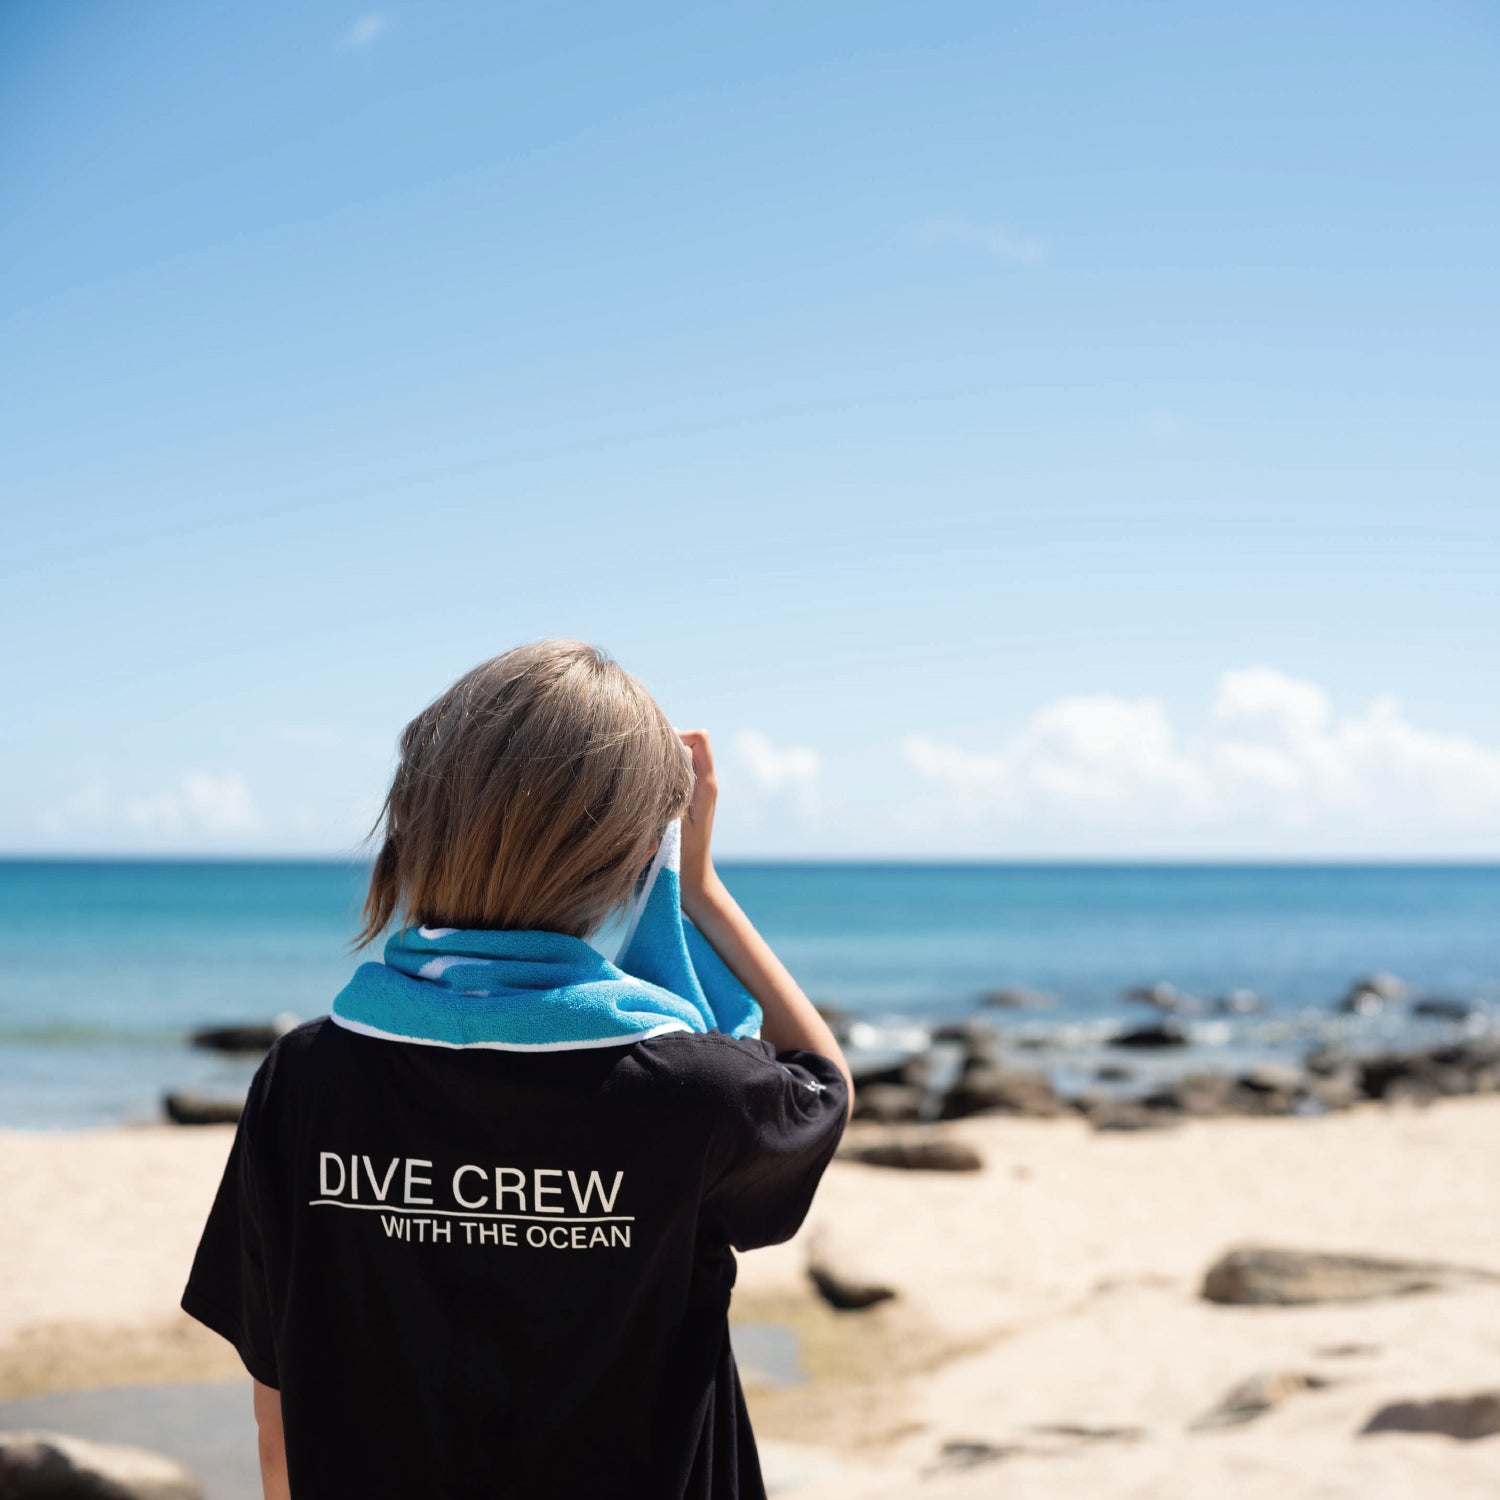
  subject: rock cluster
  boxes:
[0,1431,201,1499]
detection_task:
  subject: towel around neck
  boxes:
[329,819,763,1050]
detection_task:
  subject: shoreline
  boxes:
[5,1097,1500,1496]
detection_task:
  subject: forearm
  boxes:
[259,1440,290,1500]
[683,871,855,1115]
[254,1380,291,1500]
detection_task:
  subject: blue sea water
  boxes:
[1,859,1497,1128]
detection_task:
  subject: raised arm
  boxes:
[675,728,855,1119]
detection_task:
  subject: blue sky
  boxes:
[3,1,1498,858]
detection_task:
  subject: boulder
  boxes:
[0,1431,202,1499]
[847,1137,983,1172]
[807,1255,898,1311]
[1191,1370,1329,1430]
[1201,1246,1500,1306]
[1084,1100,1181,1132]
[813,1003,854,1038]
[1339,973,1406,1015]
[850,1082,926,1123]
[188,1012,297,1053]
[929,1439,1015,1471]
[1360,1392,1500,1441]
[938,1064,1068,1120]
[1411,997,1481,1023]
[1354,972,1409,999]
[1358,1052,1474,1102]
[1241,1062,1306,1095]
[1142,1073,1238,1115]
[930,1019,1000,1048]
[850,1049,928,1090]
[162,1092,243,1126]
[1124,982,1196,1012]
[1303,1069,1364,1112]
[979,986,1054,1009]
[1109,1021,1189,1050]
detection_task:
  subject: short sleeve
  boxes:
[701,1043,850,1253]
[179,1054,280,1389]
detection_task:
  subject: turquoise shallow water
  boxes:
[2,859,1497,1127]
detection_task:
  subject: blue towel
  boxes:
[329,819,763,1050]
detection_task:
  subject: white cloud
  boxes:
[41,772,264,840]
[338,13,390,53]
[734,730,821,815]
[914,218,1048,265]
[902,668,1500,847]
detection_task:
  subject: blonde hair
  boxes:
[352,639,693,950]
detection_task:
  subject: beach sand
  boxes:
[3,1099,1498,1497]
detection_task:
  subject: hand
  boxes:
[676,729,720,912]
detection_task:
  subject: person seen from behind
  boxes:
[180,637,855,1500]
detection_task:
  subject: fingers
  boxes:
[676,727,716,782]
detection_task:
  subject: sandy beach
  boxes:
[3,1097,1498,1497]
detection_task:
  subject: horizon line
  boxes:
[3,851,1499,867]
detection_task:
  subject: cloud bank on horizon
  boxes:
[29,668,1500,860]
[902,667,1500,855]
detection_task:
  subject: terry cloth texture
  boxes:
[328,819,765,1050]
[181,820,849,1500]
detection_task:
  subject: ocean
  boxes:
[3,859,1497,1128]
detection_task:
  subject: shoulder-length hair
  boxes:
[352,638,693,950]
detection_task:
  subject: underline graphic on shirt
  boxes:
[308,1199,634,1223]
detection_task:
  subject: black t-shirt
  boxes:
[181,1016,850,1500]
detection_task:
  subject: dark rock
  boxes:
[850,1050,924,1089]
[1125,981,1196,1011]
[1026,1422,1145,1442]
[847,1137,984,1172]
[938,1064,1069,1120]
[1141,1071,1300,1118]
[813,1003,854,1037]
[162,1092,243,1126]
[1141,1074,1235,1115]
[807,1257,898,1311]
[1438,1037,1500,1069]
[1411,997,1481,1023]
[850,1082,926,1123]
[1303,1069,1364,1111]
[1110,1021,1189,1050]
[1359,1051,1474,1103]
[899,1052,934,1091]
[930,1018,1000,1048]
[1360,1392,1500,1441]
[1354,972,1410,1000]
[958,1032,1005,1072]
[1201,1246,1500,1306]
[980,986,1054,1009]
[1383,1078,1439,1108]
[1085,1101,1182,1132]
[930,1439,1015,1470]
[1191,1370,1330,1430]
[188,1013,297,1054]
[0,1430,202,1499]
[1339,973,1406,1015]
[1304,1044,1350,1077]
[1241,1063,1306,1095]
